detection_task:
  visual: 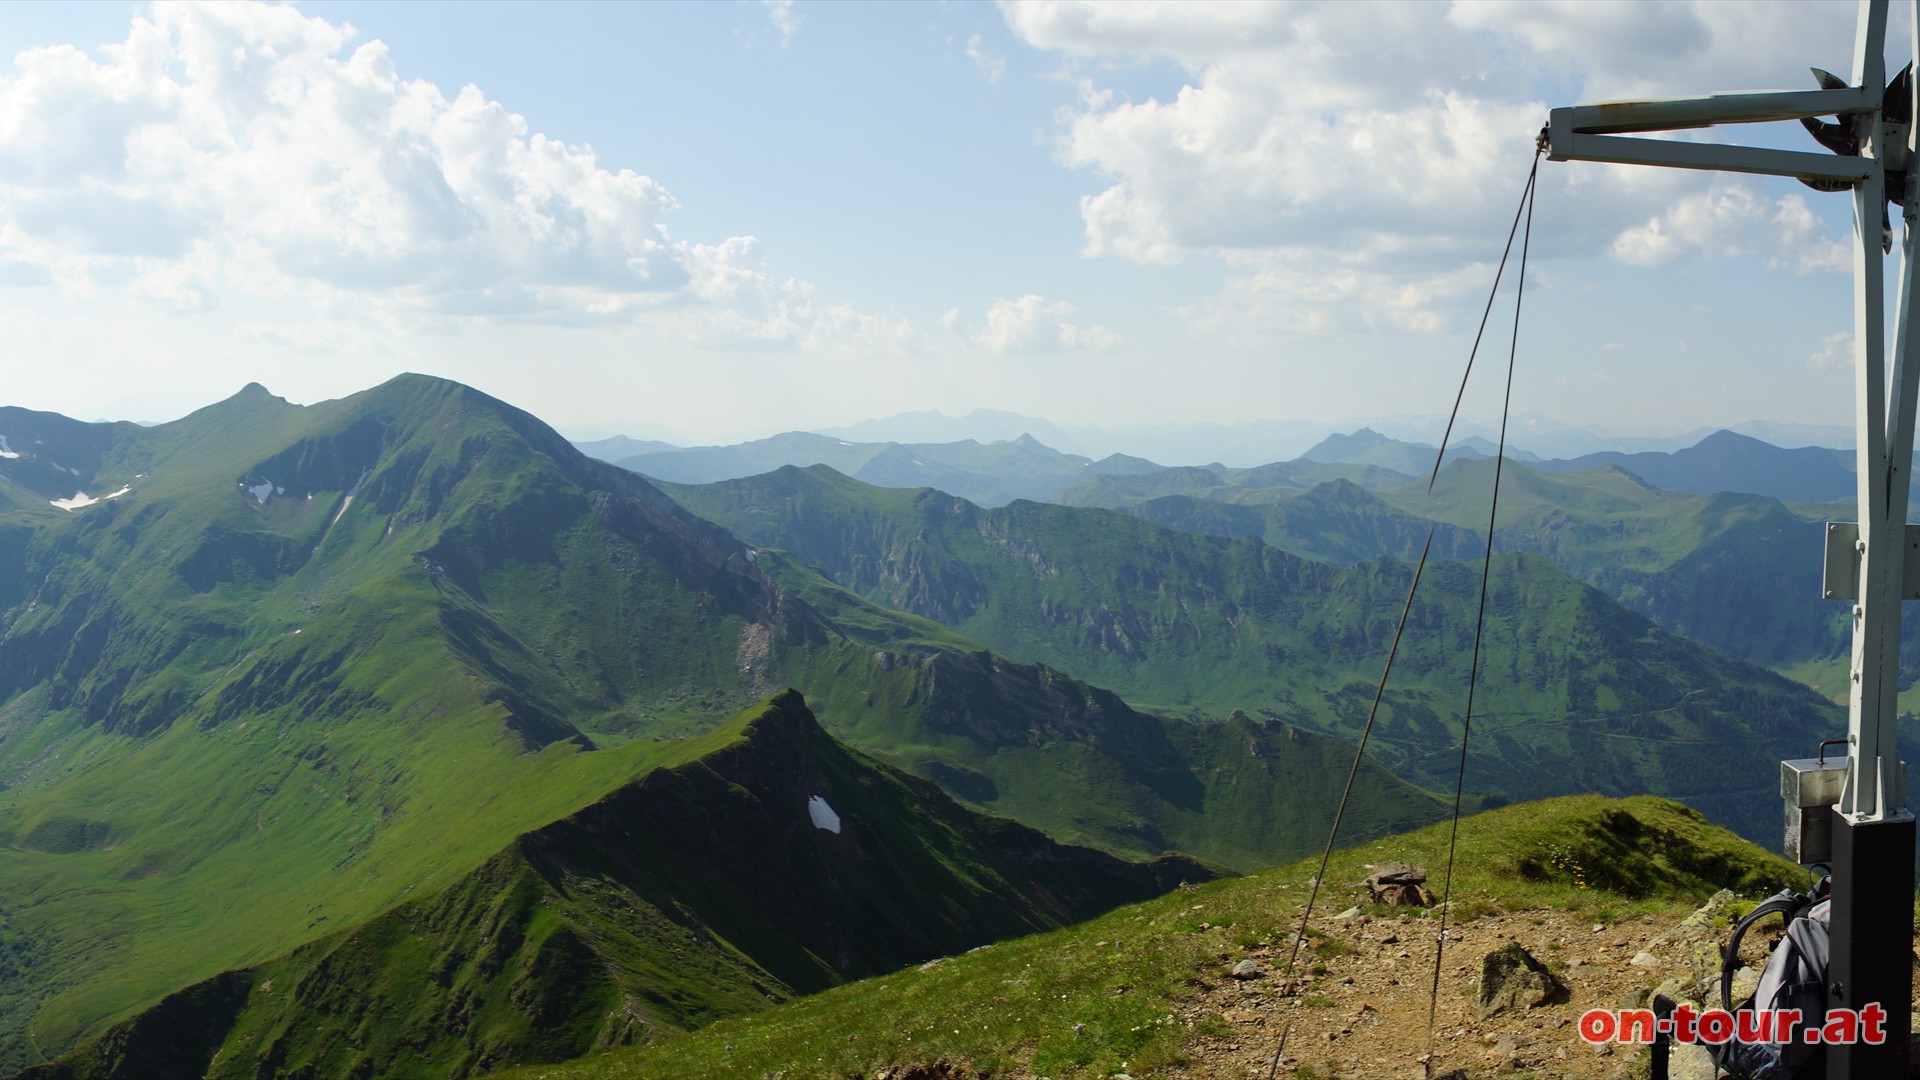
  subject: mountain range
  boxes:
[582,423,1872,512]
[657,463,1843,843]
[795,407,1857,464]
[1064,426,1870,506]
[0,377,1431,1072]
[0,377,1880,1077]
[597,430,1162,508]
[1022,424,1920,688]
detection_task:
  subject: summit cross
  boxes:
[1546,2,1916,1075]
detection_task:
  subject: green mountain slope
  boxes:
[659,465,1843,845]
[0,406,137,512]
[20,691,1215,1080]
[0,377,1441,1068]
[1389,459,1851,670]
[484,794,1801,1080]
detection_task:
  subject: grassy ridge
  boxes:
[23,692,1220,1079]
[489,794,1801,1080]
[0,576,669,1059]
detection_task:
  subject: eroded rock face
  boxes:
[1478,940,1566,1019]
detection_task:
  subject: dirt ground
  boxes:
[1153,891,1919,1080]
[1161,903,1661,1080]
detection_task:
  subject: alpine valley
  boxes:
[0,377,1861,1077]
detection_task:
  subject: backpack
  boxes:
[1710,877,1832,1080]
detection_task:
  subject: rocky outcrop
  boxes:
[1478,940,1568,1019]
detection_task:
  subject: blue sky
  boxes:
[0,1,1887,448]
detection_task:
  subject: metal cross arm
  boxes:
[1554,86,1877,133]
[1546,90,1880,181]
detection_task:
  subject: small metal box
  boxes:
[1781,756,1908,863]
[1782,757,1849,864]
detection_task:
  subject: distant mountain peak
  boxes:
[174,380,302,428]
[1535,428,1855,501]
[220,381,290,408]
[1301,428,1401,461]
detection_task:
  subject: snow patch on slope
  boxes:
[0,436,17,459]
[807,795,842,834]
[50,485,131,511]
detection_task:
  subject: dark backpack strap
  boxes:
[1720,890,1813,1012]
[1651,994,1676,1080]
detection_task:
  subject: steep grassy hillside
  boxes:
[486,794,1801,1080]
[661,465,1843,845]
[20,692,1215,1080]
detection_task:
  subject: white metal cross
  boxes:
[1545,3,1916,1074]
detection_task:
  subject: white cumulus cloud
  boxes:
[1612,184,1848,273]
[1810,330,1853,370]
[968,294,1119,353]
[0,2,892,350]
[1006,0,1859,341]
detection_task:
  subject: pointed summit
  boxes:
[166,380,302,434]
